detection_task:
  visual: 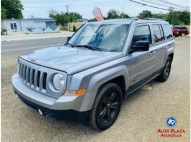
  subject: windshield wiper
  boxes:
[75,45,100,51]
[65,42,74,47]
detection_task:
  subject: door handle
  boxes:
[149,51,156,56]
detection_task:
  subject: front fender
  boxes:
[80,65,129,111]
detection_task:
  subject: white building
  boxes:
[2,18,59,34]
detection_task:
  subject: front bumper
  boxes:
[12,73,90,122]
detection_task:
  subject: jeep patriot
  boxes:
[12,18,174,130]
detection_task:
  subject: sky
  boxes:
[21,0,190,19]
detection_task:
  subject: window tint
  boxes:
[159,25,165,39]
[152,24,164,43]
[181,27,187,30]
[132,25,151,45]
[163,24,173,40]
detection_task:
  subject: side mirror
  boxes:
[130,41,150,53]
[67,37,71,41]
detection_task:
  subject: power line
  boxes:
[159,0,189,8]
[129,0,170,11]
[141,0,188,11]
[129,0,189,11]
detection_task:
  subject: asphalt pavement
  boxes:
[1,37,190,142]
[1,32,73,41]
[2,37,67,68]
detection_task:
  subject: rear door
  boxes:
[150,24,166,72]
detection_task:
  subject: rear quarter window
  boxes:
[163,24,173,40]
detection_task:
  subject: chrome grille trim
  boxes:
[19,62,47,93]
[17,58,67,98]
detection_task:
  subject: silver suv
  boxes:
[12,18,174,130]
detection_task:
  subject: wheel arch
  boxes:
[168,53,174,62]
[83,66,129,111]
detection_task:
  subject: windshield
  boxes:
[68,24,129,52]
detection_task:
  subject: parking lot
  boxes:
[1,36,190,142]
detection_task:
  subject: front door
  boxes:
[128,24,155,88]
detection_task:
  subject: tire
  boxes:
[181,33,185,37]
[90,83,122,131]
[156,57,172,82]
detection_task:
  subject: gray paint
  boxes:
[12,19,174,112]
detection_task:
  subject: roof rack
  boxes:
[128,18,139,20]
[144,18,164,21]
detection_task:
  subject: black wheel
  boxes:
[90,83,122,131]
[157,57,172,82]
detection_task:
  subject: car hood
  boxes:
[20,46,124,74]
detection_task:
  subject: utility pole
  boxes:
[169,7,174,25]
[122,0,124,18]
[66,5,69,31]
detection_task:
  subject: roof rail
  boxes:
[128,18,139,20]
[144,18,164,21]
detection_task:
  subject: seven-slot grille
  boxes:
[18,62,47,92]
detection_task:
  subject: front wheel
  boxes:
[156,57,172,82]
[90,83,122,131]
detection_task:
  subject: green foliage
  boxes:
[138,10,152,19]
[65,8,189,26]
[179,11,190,25]
[120,13,130,18]
[138,10,190,25]
[1,0,24,19]
[152,13,168,19]
[49,10,82,26]
[88,18,97,22]
[73,25,77,32]
[107,9,121,19]
[166,11,190,25]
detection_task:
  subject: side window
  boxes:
[163,24,173,40]
[132,25,151,45]
[181,27,187,30]
[159,25,165,40]
[152,24,164,43]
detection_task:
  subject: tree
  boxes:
[107,9,120,19]
[1,0,24,19]
[138,10,152,19]
[120,13,130,18]
[69,12,83,22]
[49,10,82,26]
[179,11,190,25]
[137,10,190,25]
[152,13,167,19]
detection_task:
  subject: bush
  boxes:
[73,25,77,32]
[60,26,68,31]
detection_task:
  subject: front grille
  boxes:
[19,62,47,92]
[17,58,67,98]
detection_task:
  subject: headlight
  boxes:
[53,74,65,90]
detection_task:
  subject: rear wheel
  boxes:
[156,57,172,82]
[90,83,122,131]
[181,33,185,37]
